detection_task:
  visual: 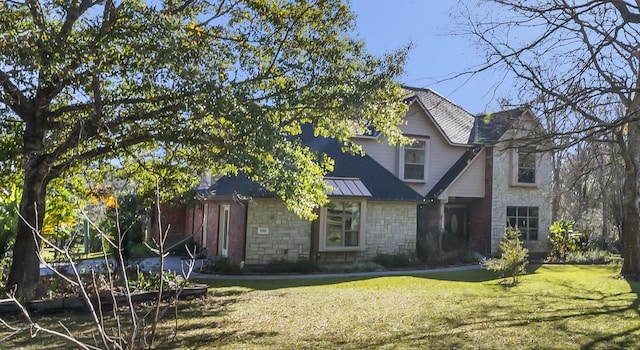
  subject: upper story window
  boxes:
[319,200,366,251]
[513,146,536,185]
[400,139,428,182]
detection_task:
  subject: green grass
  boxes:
[40,247,105,262]
[3,264,640,349]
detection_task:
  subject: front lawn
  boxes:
[3,264,639,349]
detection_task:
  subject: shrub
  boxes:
[201,257,243,275]
[128,242,154,258]
[462,251,485,264]
[486,227,529,285]
[130,270,189,292]
[548,220,588,261]
[374,252,416,268]
[563,248,611,264]
[265,258,317,274]
[318,260,384,273]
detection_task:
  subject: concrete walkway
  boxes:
[41,256,483,280]
[191,264,483,280]
[39,256,206,276]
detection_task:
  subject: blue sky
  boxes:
[351,0,514,114]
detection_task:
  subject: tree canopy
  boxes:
[0,0,409,297]
[464,0,640,278]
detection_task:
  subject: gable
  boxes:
[404,86,475,146]
[446,148,486,198]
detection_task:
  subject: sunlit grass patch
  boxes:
[3,264,639,349]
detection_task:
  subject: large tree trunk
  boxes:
[6,158,49,299]
[620,117,640,279]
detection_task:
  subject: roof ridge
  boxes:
[476,106,528,117]
[403,85,474,117]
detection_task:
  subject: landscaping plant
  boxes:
[0,192,198,349]
[548,220,585,261]
[487,226,529,285]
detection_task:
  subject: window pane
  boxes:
[529,229,538,240]
[518,152,535,168]
[344,231,359,246]
[324,201,361,248]
[405,149,425,163]
[507,218,517,227]
[518,169,535,183]
[517,149,536,183]
[530,207,539,217]
[517,207,528,216]
[530,218,538,229]
[326,226,343,246]
[404,164,424,180]
[507,207,516,216]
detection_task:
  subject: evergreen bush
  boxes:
[487,227,529,285]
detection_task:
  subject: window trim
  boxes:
[512,147,538,187]
[318,199,367,252]
[399,138,429,183]
[506,206,539,241]
[218,204,230,257]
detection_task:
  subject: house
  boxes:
[156,86,552,265]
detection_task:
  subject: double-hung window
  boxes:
[515,147,536,185]
[506,206,538,240]
[401,139,428,182]
[320,200,365,251]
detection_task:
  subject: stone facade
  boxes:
[244,199,417,265]
[245,199,312,265]
[363,201,416,257]
[490,142,553,254]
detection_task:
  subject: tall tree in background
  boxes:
[0,0,409,298]
[465,0,640,278]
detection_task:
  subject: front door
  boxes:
[445,205,469,245]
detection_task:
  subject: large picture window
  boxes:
[320,200,365,251]
[401,139,428,181]
[516,147,536,184]
[506,206,538,240]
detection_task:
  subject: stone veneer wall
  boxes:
[244,199,312,265]
[245,199,418,265]
[491,144,553,254]
[363,201,417,257]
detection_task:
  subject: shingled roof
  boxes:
[200,125,423,202]
[404,86,475,145]
[472,107,527,144]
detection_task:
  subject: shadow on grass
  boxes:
[149,266,640,349]
[578,278,640,350]
[201,264,524,290]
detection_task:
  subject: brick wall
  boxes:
[468,148,494,254]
